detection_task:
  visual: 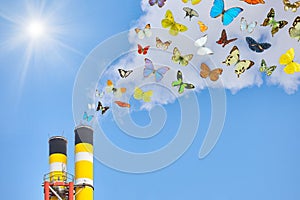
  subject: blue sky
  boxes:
[0,0,300,199]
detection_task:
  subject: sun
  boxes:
[27,20,45,39]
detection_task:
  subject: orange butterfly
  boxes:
[114,101,130,108]
[241,0,265,5]
[198,21,208,32]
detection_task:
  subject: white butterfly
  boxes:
[135,24,152,39]
[87,103,96,110]
[194,34,214,56]
[95,89,104,98]
[240,17,257,34]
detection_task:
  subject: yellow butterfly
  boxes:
[133,87,153,102]
[198,21,208,32]
[279,48,300,74]
[161,10,188,36]
[182,0,201,5]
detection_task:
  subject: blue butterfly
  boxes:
[210,0,243,26]
[245,37,271,53]
[144,58,170,82]
[83,111,94,122]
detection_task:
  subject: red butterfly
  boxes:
[216,29,237,48]
[137,44,150,55]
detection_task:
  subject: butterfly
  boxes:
[118,69,133,78]
[96,101,109,115]
[83,112,94,122]
[241,0,265,4]
[148,0,166,8]
[245,37,271,53]
[95,89,104,98]
[105,80,126,97]
[223,46,255,78]
[181,0,201,5]
[200,63,223,81]
[135,24,152,39]
[261,8,288,37]
[183,7,199,21]
[144,58,170,82]
[134,87,153,102]
[194,34,214,56]
[172,47,193,66]
[279,48,300,74]
[114,101,131,108]
[283,0,300,12]
[260,59,277,76]
[289,16,300,41]
[172,70,195,94]
[198,21,208,32]
[161,10,188,36]
[216,29,237,48]
[156,37,172,50]
[87,103,96,110]
[137,44,150,55]
[240,17,257,34]
[210,0,243,26]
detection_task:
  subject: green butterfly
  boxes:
[261,8,288,37]
[172,70,195,94]
[289,16,300,41]
[172,47,193,66]
[260,59,277,76]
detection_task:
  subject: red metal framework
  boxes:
[43,172,74,200]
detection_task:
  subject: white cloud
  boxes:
[99,1,300,109]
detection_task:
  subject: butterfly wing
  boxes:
[144,25,152,38]
[246,37,271,53]
[148,0,157,6]
[181,54,193,66]
[271,20,288,37]
[142,90,153,102]
[172,47,181,64]
[161,10,175,28]
[284,62,300,74]
[134,87,143,100]
[194,34,208,47]
[242,0,265,4]
[197,47,214,56]
[240,17,247,31]
[259,59,267,72]
[191,0,201,5]
[289,16,300,41]
[210,0,224,18]
[118,69,133,78]
[198,21,208,32]
[114,101,131,108]
[179,83,195,94]
[200,63,211,78]
[172,70,183,87]
[210,68,223,81]
[223,46,240,66]
[144,58,155,77]
[247,21,257,33]
[266,66,277,76]
[261,8,274,27]
[279,48,294,65]
[223,7,243,26]
[155,67,170,82]
[235,60,254,78]
[170,23,187,36]
[216,29,227,45]
[157,0,166,7]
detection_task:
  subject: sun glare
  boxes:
[27,20,45,38]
